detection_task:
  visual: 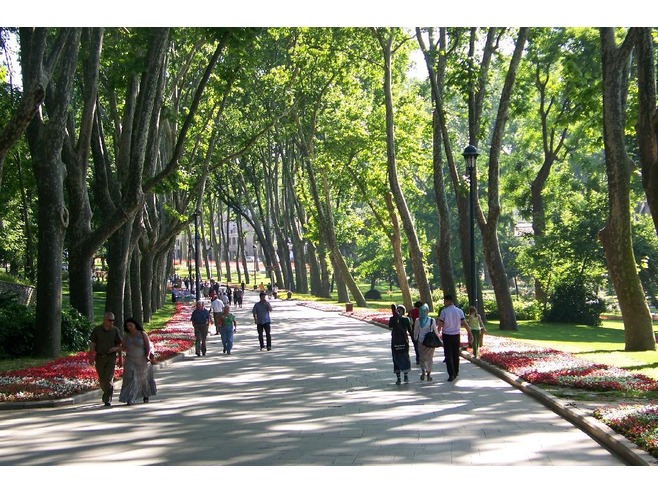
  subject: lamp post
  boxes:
[253,243,258,289]
[462,144,480,310]
[287,238,293,292]
[194,212,201,302]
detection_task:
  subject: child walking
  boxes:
[467,306,486,358]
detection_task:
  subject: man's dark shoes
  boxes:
[447,377,454,382]
[104,402,111,407]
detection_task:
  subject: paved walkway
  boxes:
[0,291,625,466]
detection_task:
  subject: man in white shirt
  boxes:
[437,294,473,382]
[211,295,225,335]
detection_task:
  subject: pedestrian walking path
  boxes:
[0,291,624,466]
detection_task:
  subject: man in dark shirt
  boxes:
[89,312,123,407]
[191,301,211,356]
[252,291,273,351]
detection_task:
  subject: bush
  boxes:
[0,298,35,357]
[478,296,540,321]
[542,279,606,326]
[92,280,107,292]
[61,308,92,352]
[364,289,382,300]
[0,298,91,357]
[513,299,542,321]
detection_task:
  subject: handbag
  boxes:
[422,324,442,348]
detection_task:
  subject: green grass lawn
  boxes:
[486,318,658,380]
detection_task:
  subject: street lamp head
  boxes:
[462,144,480,169]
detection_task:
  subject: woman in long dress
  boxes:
[413,304,439,382]
[119,318,157,405]
[389,304,411,385]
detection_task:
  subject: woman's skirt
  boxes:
[391,346,411,373]
[418,344,436,373]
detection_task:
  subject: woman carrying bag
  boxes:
[413,304,440,382]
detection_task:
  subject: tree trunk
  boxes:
[105,219,134,324]
[376,29,433,310]
[473,28,528,330]
[417,28,458,301]
[22,27,82,357]
[600,28,655,351]
[636,28,658,240]
[384,192,413,309]
[432,108,456,297]
[129,243,143,324]
[0,82,44,192]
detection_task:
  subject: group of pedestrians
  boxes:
[190,288,273,359]
[89,288,275,408]
[89,287,484,407]
[388,294,487,384]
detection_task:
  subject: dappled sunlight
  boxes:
[0,295,624,465]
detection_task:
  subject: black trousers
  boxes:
[257,322,271,349]
[442,333,461,378]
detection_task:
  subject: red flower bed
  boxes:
[594,405,658,458]
[0,303,195,403]
[478,335,658,458]
[479,338,658,392]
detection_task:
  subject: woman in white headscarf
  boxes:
[413,304,440,381]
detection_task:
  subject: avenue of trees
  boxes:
[1,27,657,357]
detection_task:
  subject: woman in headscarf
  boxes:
[389,304,411,385]
[413,303,440,381]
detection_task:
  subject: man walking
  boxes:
[437,294,473,382]
[210,295,225,335]
[252,291,273,351]
[88,312,123,406]
[191,301,211,356]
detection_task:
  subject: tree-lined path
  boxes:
[0,292,622,465]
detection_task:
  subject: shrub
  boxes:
[0,298,35,357]
[364,289,382,300]
[482,296,498,319]
[478,296,540,321]
[0,298,91,357]
[542,279,606,326]
[61,308,92,352]
[92,280,107,292]
[513,299,542,321]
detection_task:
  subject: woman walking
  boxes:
[119,318,157,405]
[389,304,411,385]
[413,304,440,381]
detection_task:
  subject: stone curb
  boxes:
[461,350,657,466]
[351,313,657,466]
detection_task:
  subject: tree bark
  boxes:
[636,28,658,240]
[599,28,655,351]
[375,28,432,310]
[416,28,457,300]
[22,27,82,357]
